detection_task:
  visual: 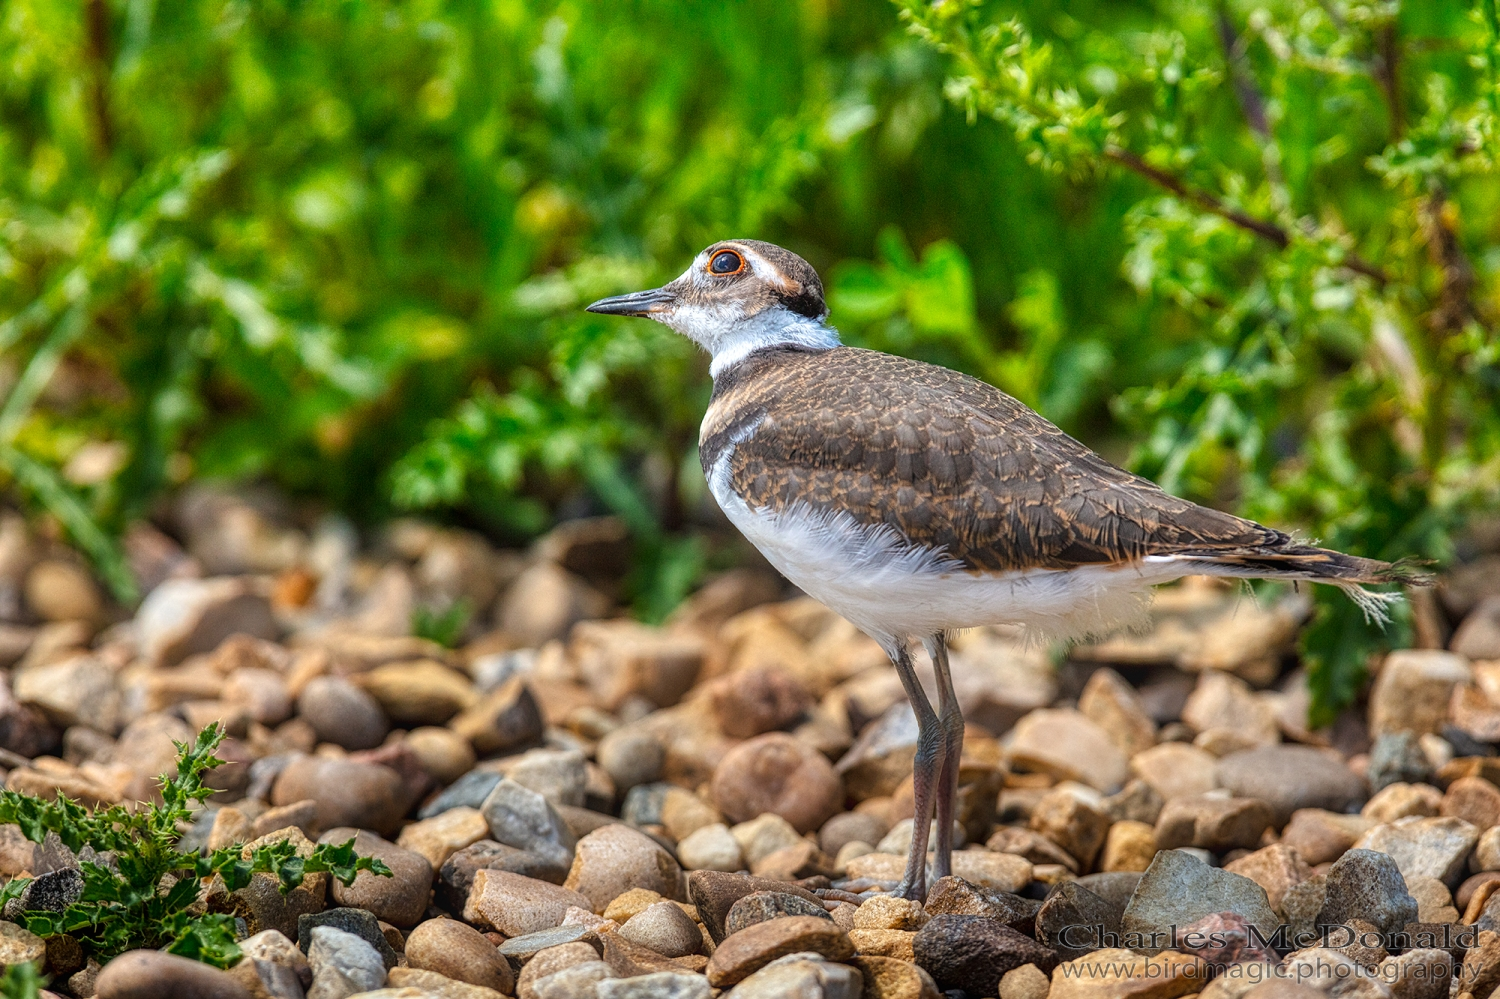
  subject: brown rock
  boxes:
[1441,777,1500,830]
[1080,668,1157,758]
[1154,795,1273,852]
[572,619,704,711]
[1370,651,1473,738]
[320,828,433,928]
[135,577,277,666]
[1225,844,1313,916]
[1280,809,1375,867]
[564,823,685,912]
[687,870,825,944]
[95,949,251,999]
[1130,744,1218,802]
[1363,782,1444,823]
[704,915,855,987]
[850,927,916,960]
[1181,672,1279,748]
[397,807,490,869]
[405,726,477,786]
[404,917,514,995]
[1007,709,1129,793]
[24,560,101,623]
[1030,785,1110,868]
[462,869,592,936]
[360,660,477,726]
[854,954,943,999]
[271,756,411,836]
[706,667,812,739]
[711,732,843,833]
[448,676,544,755]
[497,562,611,646]
[296,676,389,751]
[1102,820,1157,873]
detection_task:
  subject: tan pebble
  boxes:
[1001,963,1052,999]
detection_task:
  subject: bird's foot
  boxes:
[889,877,926,903]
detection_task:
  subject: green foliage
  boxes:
[0,962,41,999]
[889,0,1500,717]
[0,726,391,969]
[413,597,473,648]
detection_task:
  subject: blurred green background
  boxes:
[2,0,1498,717]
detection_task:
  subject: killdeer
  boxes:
[588,239,1417,900]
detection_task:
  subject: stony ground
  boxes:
[1,490,1499,999]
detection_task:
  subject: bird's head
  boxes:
[586,240,836,376]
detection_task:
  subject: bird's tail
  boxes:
[1149,544,1432,624]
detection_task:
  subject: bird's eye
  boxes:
[709,250,744,275]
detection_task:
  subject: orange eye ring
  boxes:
[708,249,745,275]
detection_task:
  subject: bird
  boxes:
[586,238,1420,901]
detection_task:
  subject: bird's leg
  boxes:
[925,632,965,882]
[889,638,940,902]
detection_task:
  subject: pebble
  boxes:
[836,702,920,799]
[272,756,411,837]
[924,875,1041,935]
[319,828,433,928]
[687,870,824,943]
[404,726,477,786]
[913,913,1059,996]
[384,967,510,998]
[508,748,589,808]
[1280,808,1376,866]
[1453,598,1500,660]
[706,666,813,738]
[572,618,705,710]
[1048,948,1207,999]
[297,676,390,751]
[1369,651,1473,737]
[676,822,743,872]
[531,960,614,999]
[1224,844,1312,916]
[731,812,805,867]
[1377,948,1453,999]
[479,777,577,871]
[711,732,843,833]
[135,576,277,664]
[659,787,721,841]
[1181,671,1279,748]
[1440,775,1500,829]
[597,971,712,999]
[517,941,605,998]
[1216,745,1368,827]
[1030,785,1110,868]
[462,870,592,936]
[24,559,102,622]
[564,822,684,911]
[399,917,512,995]
[1317,848,1419,936]
[999,963,1052,999]
[728,952,862,999]
[448,676,545,755]
[94,949,252,999]
[13,653,120,732]
[307,925,386,998]
[421,770,502,820]
[725,891,833,936]
[1037,881,1121,959]
[1129,743,1218,802]
[359,659,476,726]
[438,840,568,913]
[1363,782,1443,822]
[223,667,293,726]
[1121,849,1278,954]
[1101,820,1155,872]
[1353,816,1479,885]
[1007,709,1129,793]
[241,928,312,985]
[595,727,665,793]
[704,916,855,986]
[498,926,602,965]
[297,908,401,969]
[619,901,702,957]
[1080,667,1158,758]
[1154,794,1274,851]
[397,806,490,869]
[820,811,890,857]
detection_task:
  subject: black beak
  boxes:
[585,287,676,317]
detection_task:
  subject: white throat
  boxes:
[686,305,840,378]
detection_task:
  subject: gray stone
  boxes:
[306,926,385,999]
[1217,745,1368,827]
[724,891,833,937]
[296,908,399,969]
[621,782,672,827]
[507,748,588,807]
[479,777,576,870]
[597,970,711,999]
[297,677,389,752]
[531,960,613,999]
[436,839,568,913]
[729,953,861,999]
[1318,849,1419,937]
[496,924,603,963]
[1368,733,1433,792]
[1282,875,1328,946]
[619,901,702,958]
[417,769,501,819]
[924,875,1043,937]
[1353,817,1480,887]
[1121,849,1279,955]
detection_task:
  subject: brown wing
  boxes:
[701,346,1283,573]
